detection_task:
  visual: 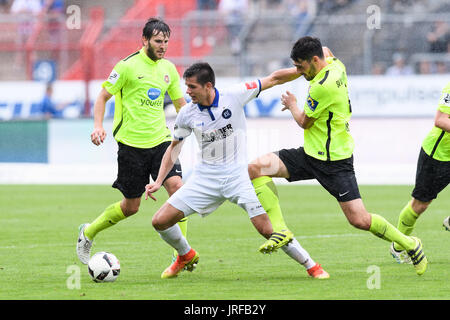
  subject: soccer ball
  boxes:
[88,252,120,282]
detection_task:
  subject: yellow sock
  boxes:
[369,213,415,251]
[84,201,126,240]
[394,202,419,251]
[252,176,288,231]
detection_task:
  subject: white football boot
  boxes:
[77,223,93,264]
[443,216,450,231]
[390,242,412,264]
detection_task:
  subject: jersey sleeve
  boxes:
[227,80,262,106]
[326,57,346,72]
[102,61,127,95]
[438,83,450,114]
[166,62,184,101]
[173,107,192,141]
[304,84,331,118]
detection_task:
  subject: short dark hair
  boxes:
[290,36,324,62]
[142,17,171,40]
[183,62,215,86]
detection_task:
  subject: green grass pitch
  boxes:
[0,184,449,300]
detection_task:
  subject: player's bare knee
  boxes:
[348,214,371,230]
[248,163,261,180]
[152,214,165,231]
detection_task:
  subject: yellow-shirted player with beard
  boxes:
[76,18,188,264]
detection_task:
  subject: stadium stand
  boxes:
[62,0,221,81]
[0,0,448,80]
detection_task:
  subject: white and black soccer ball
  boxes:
[88,252,120,282]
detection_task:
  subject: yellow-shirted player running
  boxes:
[391,81,450,263]
[76,18,187,264]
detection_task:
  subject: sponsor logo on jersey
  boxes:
[306,94,319,111]
[147,88,161,100]
[107,70,120,85]
[201,124,234,142]
[245,81,258,90]
[222,108,232,119]
[164,74,170,83]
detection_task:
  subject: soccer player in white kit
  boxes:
[145,62,300,278]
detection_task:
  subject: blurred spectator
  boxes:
[389,0,415,12]
[284,0,314,39]
[317,0,353,13]
[192,0,217,48]
[426,20,449,53]
[418,60,432,74]
[386,52,414,76]
[197,0,217,10]
[267,0,282,8]
[371,62,386,75]
[389,0,431,13]
[436,61,448,74]
[0,0,10,13]
[10,0,42,15]
[38,82,68,119]
[10,0,44,68]
[45,0,64,14]
[44,0,65,61]
[218,0,248,55]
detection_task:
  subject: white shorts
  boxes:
[167,170,266,219]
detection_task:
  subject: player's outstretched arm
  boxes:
[281,90,315,129]
[91,88,112,146]
[435,109,450,132]
[259,67,302,91]
[145,139,184,201]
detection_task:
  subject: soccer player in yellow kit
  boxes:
[391,82,450,263]
[76,18,187,264]
[248,36,428,276]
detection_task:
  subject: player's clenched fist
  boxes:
[91,127,106,145]
[281,90,297,111]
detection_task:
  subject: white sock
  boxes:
[281,238,316,270]
[157,224,191,256]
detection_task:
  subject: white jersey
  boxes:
[168,80,265,217]
[174,80,262,175]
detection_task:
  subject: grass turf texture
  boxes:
[0,184,449,300]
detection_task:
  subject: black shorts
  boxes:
[412,148,450,202]
[277,147,361,202]
[112,141,182,199]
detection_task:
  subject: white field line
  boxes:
[0,233,364,250]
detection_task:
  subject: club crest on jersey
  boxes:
[442,93,450,106]
[245,81,258,90]
[222,109,232,119]
[164,74,170,83]
[147,88,161,100]
[306,95,319,111]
